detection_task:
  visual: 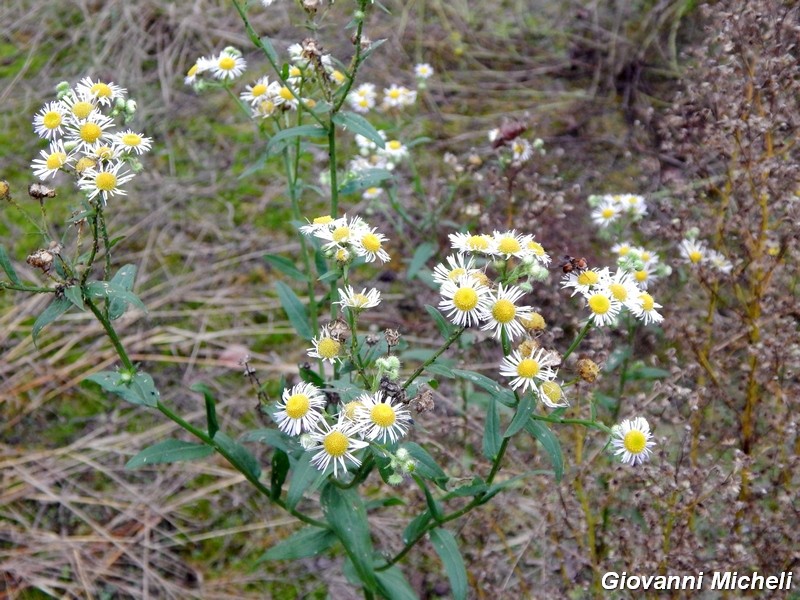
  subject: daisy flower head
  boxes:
[432,253,478,286]
[499,348,558,394]
[561,267,605,297]
[355,392,412,444]
[383,84,414,109]
[491,230,528,259]
[32,101,68,140]
[679,239,708,266]
[611,241,634,257]
[708,249,733,274]
[449,231,495,255]
[538,380,569,408]
[480,284,533,341]
[439,274,491,327]
[605,268,640,311]
[631,266,658,290]
[60,89,99,122]
[78,161,135,204]
[210,48,246,81]
[619,193,647,218]
[315,214,367,249]
[591,197,621,228]
[75,77,126,107]
[184,56,213,86]
[511,138,532,163]
[525,238,551,265]
[240,76,272,105]
[414,63,434,79]
[631,292,663,325]
[348,83,377,113]
[113,129,152,155]
[362,186,383,200]
[379,139,408,162]
[31,139,73,180]
[65,111,115,152]
[337,286,382,311]
[353,227,390,263]
[582,287,622,327]
[307,325,343,364]
[274,382,326,436]
[299,214,335,237]
[309,413,369,477]
[611,416,656,466]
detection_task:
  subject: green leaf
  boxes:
[425,304,456,338]
[360,38,387,61]
[414,475,443,521]
[451,369,516,407]
[504,392,533,438]
[406,242,437,281]
[523,419,564,482]
[430,528,468,600]
[85,370,160,407]
[403,510,431,545]
[625,365,671,381]
[270,449,289,501]
[338,168,394,196]
[375,566,418,600]
[259,36,279,64]
[287,452,326,510]
[483,471,551,504]
[85,281,146,317]
[425,362,455,378]
[604,345,632,372]
[266,125,327,156]
[332,111,385,148]
[264,254,306,282]
[275,280,313,340]
[483,399,501,460]
[0,246,21,285]
[240,428,293,453]
[125,439,213,469]
[63,285,85,311]
[320,484,378,592]
[32,297,72,346]
[259,526,336,562]
[213,431,261,481]
[445,477,487,499]
[108,264,138,320]
[191,383,219,438]
[401,442,448,489]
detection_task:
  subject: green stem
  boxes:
[402,326,465,390]
[562,321,592,361]
[0,282,56,294]
[328,125,339,217]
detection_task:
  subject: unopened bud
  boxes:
[520,312,546,331]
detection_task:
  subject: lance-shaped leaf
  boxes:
[430,528,468,600]
[125,439,214,469]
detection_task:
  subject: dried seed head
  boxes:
[577,358,601,383]
[0,180,9,199]
[384,328,401,347]
[410,388,434,413]
[28,183,56,199]
[326,318,350,342]
[517,339,541,358]
[27,249,55,271]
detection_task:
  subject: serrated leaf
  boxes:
[32,297,72,346]
[266,125,327,156]
[406,241,436,281]
[214,431,261,481]
[401,442,448,489]
[425,304,456,338]
[504,392,534,438]
[483,399,501,460]
[320,484,378,592]
[0,246,21,285]
[63,285,85,311]
[523,419,564,482]
[125,439,213,469]
[338,168,394,196]
[259,526,336,562]
[191,383,219,438]
[375,566,418,600]
[264,254,306,282]
[332,111,385,148]
[275,280,313,340]
[430,528,468,600]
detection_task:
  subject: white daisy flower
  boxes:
[611,416,656,466]
[355,392,411,444]
[31,140,73,180]
[60,90,99,122]
[432,253,478,286]
[582,287,622,327]
[591,198,621,228]
[611,241,634,257]
[511,138,532,162]
[309,413,369,477]
[480,284,533,341]
[449,231,495,255]
[74,77,127,106]
[78,161,135,204]
[619,193,647,218]
[414,63,434,79]
[64,112,115,152]
[561,267,605,297]
[315,215,368,249]
[439,274,491,327]
[631,266,658,290]
[538,380,569,408]
[274,382,326,436]
[491,230,528,259]
[32,101,68,140]
[362,186,383,200]
[307,325,343,364]
[210,49,247,80]
[708,249,733,274]
[630,292,663,325]
[353,228,390,263]
[299,215,335,236]
[679,239,708,265]
[499,348,558,394]
[336,286,382,311]
[379,140,408,161]
[524,238,550,265]
[382,84,410,108]
[604,269,641,312]
[240,76,272,105]
[184,56,213,86]
[113,130,152,155]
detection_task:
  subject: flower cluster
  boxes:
[300,213,391,266]
[678,237,733,274]
[610,242,671,290]
[434,231,567,407]
[346,63,432,114]
[349,131,408,176]
[587,193,648,227]
[30,78,150,204]
[273,383,413,477]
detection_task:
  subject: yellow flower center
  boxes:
[577,271,599,286]
[251,83,268,97]
[639,293,655,311]
[95,172,117,192]
[467,235,489,251]
[344,401,362,421]
[453,287,478,312]
[623,430,647,454]
[527,241,544,255]
[289,66,302,78]
[387,140,402,151]
[447,267,466,281]
[640,252,652,262]
[43,111,62,130]
[313,215,333,225]
[94,145,114,160]
[46,152,67,170]
[285,393,310,419]
[492,299,516,324]
[332,226,350,243]
[371,403,396,428]
[387,89,401,99]
[608,283,627,301]
[353,293,370,306]
[75,157,96,173]
[121,133,142,147]
[258,100,276,115]
[601,207,615,219]
[219,56,236,71]
[541,381,562,403]
[72,101,94,120]
[279,86,294,101]
[635,270,648,282]
[331,70,345,84]
[521,313,546,331]
[361,233,382,253]
[497,237,521,254]
[187,64,199,77]
[688,250,702,263]
[80,122,102,143]
[471,271,491,287]
[317,337,341,359]
[588,294,611,315]
[323,431,349,457]
[335,248,349,262]
[617,245,630,256]
[516,358,540,378]
[90,82,113,98]
[358,98,369,108]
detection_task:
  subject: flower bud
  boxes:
[520,312,546,331]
